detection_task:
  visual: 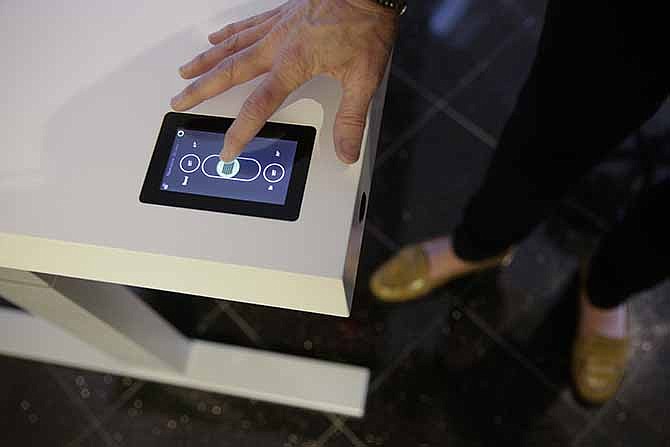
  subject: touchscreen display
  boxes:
[160,128,298,206]
[141,113,315,221]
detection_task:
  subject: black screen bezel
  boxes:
[140,112,316,221]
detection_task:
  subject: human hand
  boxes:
[171,0,398,164]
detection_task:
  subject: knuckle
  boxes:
[194,51,209,67]
[222,33,240,56]
[338,111,366,129]
[183,81,200,98]
[274,55,307,88]
[242,92,271,120]
[215,58,236,83]
[273,68,297,89]
[220,23,236,38]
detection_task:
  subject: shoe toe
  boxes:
[572,335,628,405]
[370,245,430,302]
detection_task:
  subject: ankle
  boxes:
[422,236,481,280]
[579,292,628,339]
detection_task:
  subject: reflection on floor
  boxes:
[2,0,670,445]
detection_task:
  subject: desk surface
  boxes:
[0,0,369,286]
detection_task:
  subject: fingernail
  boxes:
[178,65,187,76]
[170,94,182,109]
[339,140,360,164]
[219,149,233,162]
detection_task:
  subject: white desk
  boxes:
[0,0,388,417]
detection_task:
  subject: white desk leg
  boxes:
[0,271,369,417]
[0,273,189,370]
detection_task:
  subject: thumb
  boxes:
[334,82,375,164]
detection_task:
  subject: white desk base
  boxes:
[0,269,368,417]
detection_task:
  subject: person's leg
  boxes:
[451,0,670,262]
[579,179,670,333]
[371,0,670,302]
[573,179,670,404]
[588,179,670,308]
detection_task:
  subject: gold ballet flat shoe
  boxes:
[369,243,513,303]
[572,332,629,405]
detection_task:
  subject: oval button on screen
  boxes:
[201,155,261,182]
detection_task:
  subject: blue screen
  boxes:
[160,129,297,205]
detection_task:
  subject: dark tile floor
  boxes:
[2,0,670,446]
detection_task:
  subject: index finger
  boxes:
[208,6,282,44]
[220,71,304,161]
[171,44,269,112]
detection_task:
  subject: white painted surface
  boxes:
[0,0,382,314]
[0,266,53,287]
[0,307,369,417]
[0,233,349,316]
[0,276,190,371]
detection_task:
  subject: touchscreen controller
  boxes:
[160,129,297,206]
[140,113,315,221]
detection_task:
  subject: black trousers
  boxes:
[452,0,670,308]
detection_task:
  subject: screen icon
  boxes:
[216,159,241,178]
[177,130,185,137]
[179,154,201,173]
[193,141,198,148]
[268,185,274,191]
[275,150,281,157]
[263,163,286,183]
[161,183,169,190]
[181,176,189,186]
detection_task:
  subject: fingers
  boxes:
[180,16,279,79]
[333,82,376,164]
[208,6,282,45]
[220,71,304,161]
[171,45,270,112]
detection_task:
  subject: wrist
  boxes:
[369,0,407,15]
[344,0,404,18]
